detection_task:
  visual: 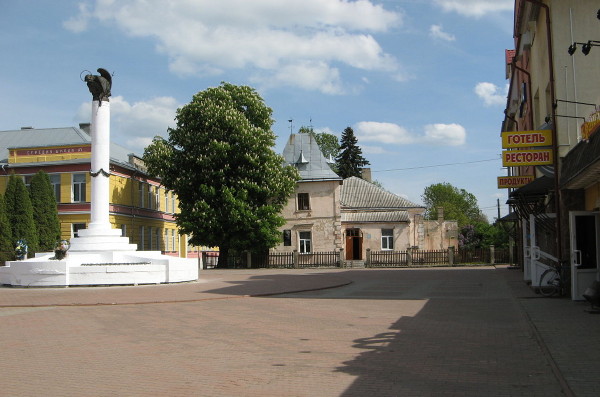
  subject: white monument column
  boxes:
[69,68,137,252]
[89,99,111,231]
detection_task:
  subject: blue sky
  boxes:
[0,0,515,220]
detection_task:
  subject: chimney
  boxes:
[437,207,444,222]
[20,126,33,130]
[79,123,91,134]
[361,167,372,182]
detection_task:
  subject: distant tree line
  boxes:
[0,171,60,261]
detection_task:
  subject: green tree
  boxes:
[0,194,13,261]
[4,174,38,253]
[144,83,299,267]
[30,171,61,251]
[421,182,486,228]
[336,126,369,179]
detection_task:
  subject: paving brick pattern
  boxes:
[0,266,597,396]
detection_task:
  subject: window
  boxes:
[148,184,154,209]
[49,174,61,202]
[171,194,176,213]
[155,187,161,211]
[381,229,394,250]
[138,182,145,208]
[165,229,170,251]
[155,228,161,251]
[283,230,292,246]
[148,227,153,250]
[297,193,310,210]
[73,173,86,202]
[23,175,33,189]
[299,231,312,253]
[139,226,145,250]
[72,223,86,238]
[171,230,177,252]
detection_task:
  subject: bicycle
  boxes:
[538,261,570,297]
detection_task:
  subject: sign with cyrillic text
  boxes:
[497,176,534,189]
[502,149,553,166]
[501,130,552,148]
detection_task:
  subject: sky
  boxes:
[0,0,515,221]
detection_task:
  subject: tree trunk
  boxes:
[217,245,229,268]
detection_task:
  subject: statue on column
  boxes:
[84,68,112,104]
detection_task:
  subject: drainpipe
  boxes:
[522,0,562,262]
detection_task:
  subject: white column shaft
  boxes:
[89,100,110,229]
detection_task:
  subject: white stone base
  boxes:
[69,226,138,252]
[0,251,198,287]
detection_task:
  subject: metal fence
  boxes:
[206,246,515,269]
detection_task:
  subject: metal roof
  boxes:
[282,133,341,181]
[341,176,422,209]
[0,127,137,169]
[342,211,409,223]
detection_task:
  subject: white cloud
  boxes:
[429,25,456,42]
[422,123,466,146]
[474,82,507,107]
[65,0,403,93]
[434,0,513,18]
[355,121,416,144]
[355,121,466,146]
[76,96,179,154]
[63,3,92,33]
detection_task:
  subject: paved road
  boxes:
[1,266,598,396]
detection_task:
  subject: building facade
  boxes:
[502,0,600,299]
[276,133,457,261]
[0,125,195,257]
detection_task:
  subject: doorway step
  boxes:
[345,260,365,268]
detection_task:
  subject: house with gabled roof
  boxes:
[276,133,458,261]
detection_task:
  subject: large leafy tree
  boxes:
[144,83,299,267]
[336,126,369,179]
[421,182,486,228]
[30,171,61,251]
[4,174,38,253]
[0,195,13,261]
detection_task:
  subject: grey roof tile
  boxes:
[282,133,341,180]
[342,211,409,223]
[0,127,136,169]
[341,176,422,209]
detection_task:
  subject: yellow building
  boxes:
[0,124,198,257]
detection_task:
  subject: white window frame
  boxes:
[138,182,144,208]
[381,229,394,250]
[72,173,86,203]
[299,231,312,253]
[49,174,61,202]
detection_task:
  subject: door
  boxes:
[570,211,600,300]
[345,229,362,260]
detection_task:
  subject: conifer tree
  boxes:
[30,171,61,251]
[336,126,369,178]
[0,195,13,262]
[4,174,39,253]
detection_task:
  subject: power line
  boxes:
[372,158,499,173]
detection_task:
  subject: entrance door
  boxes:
[570,211,600,300]
[345,229,362,260]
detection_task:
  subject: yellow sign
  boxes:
[581,110,600,140]
[497,176,534,189]
[501,130,552,148]
[502,149,553,166]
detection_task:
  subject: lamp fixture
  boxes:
[568,40,600,56]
